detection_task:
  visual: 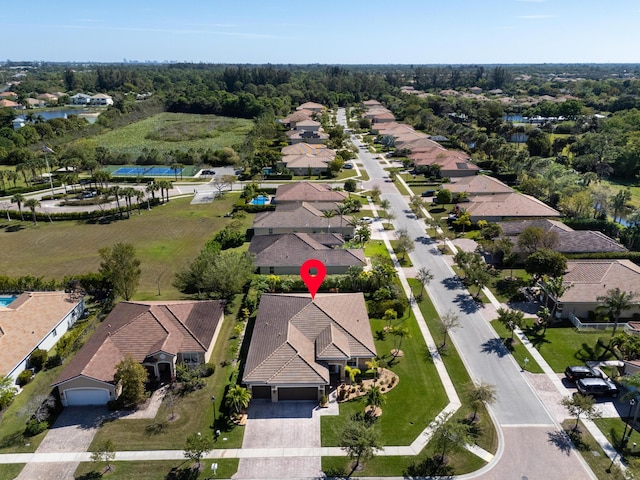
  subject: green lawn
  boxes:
[524,323,614,373]
[0,194,251,299]
[74,459,238,480]
[321,311,448,447]
[490,320,544,373]
[92,113,253,157]
[89,295,246,451]
[364,240,389,259]
[0,464,24,480]
[567,420,627,480]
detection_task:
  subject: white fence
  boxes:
[567,312,619,332]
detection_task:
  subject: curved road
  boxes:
[339,107,596,479]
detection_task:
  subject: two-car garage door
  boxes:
[277,387,318,401]
[65,388,110,406]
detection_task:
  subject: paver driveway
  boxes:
[16,406,108,480]
[234,400,323,479]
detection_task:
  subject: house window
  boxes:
[52,328,57,337]
[268,228,273,235]
[347,359,357,367]
[269,267,275,274]
[182,352,199,364]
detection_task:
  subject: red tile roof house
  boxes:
[447,175,515,196]
[278,154,331,176]
[411,150,480,178]
[249,233,366,275]
[52,300,224,406]
[274,182,348,205]
[281,143,329,156]
[0,292,85,385]
[252,203,355,239]
[296,102,325,113]
[462,192,561,222]
[541,260,640,321]
[280,110,313,128]
[242,293,376,402]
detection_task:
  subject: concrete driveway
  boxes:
[234,400,323,479]
[16,406,108,480]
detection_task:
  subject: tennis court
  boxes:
[112,166,182,176]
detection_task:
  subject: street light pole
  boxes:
[622,398,636,450]
[211,396,216,428]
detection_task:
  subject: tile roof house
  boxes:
[253,203,355,239]
[0,292,85,384]
[411,149,480,177]
[462,192,561,222]
[274,182,348,204]
[281,143,329,156]
[497,219,627,255]
[69,93,91,105]
[249,233,366,275]
[0,99,22,109]
[296,102,325,113]
[52,300,224,406]
[278,154,331,175]
[281,110,312,128]
[243,293,376,401]
[362,100,382,107]
[541,260,640,320]
[447,175,515,196]
[90,93,114,106]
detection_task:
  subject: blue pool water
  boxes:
[251,195,270,205]
[112,166,183,176]
[0,296,17,307]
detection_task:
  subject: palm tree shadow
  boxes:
[547,430,574,456]
[481,338,510,357]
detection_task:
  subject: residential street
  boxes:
[340,108,597,479]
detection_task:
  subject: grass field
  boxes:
[74,459,239,480]
[92,113,253,157]
[0,194,252,299]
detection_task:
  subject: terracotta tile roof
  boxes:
[0,99,20,108]
[53,300,223,386]
[295,119,321,129]
[464,193,561,219]
[0,292,82,377]
[560,260,640,303]
[275,182,347,203]
[297,102,325,111]
[280,154,330,169]
[281,143,328,156]
[498,220,626,254]
[447,175,514,195]
[243,293,375,386]
[248,233,366,269]
[253,202,351,229]
[363,100,382,106]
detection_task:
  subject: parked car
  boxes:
[421,190,436,197]
[360,217,374,224]
[564,365,605,382]
[344,163,354,169]
[575,378,619,398]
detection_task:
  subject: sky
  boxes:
[5,0,640,64]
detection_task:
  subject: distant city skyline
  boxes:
[5,0,640,64]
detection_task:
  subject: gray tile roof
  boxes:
[248,233,365,269]
[275,182,347,203]
[243,293,375,386]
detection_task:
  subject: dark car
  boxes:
[576,378,619,398]
[344,163,354,169]
[564,365,605,382]
[421,190,435,197]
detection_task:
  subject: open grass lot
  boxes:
[0,464,24,480]
[89,296,246,451]
[321,312,448,447]
[566,420,627,480]
[0,194,251,299]
[74,459,239,480]
[92,113,253,157]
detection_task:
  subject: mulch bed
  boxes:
[337,368,399,403]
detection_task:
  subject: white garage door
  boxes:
[65,388,110,406]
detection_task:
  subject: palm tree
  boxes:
[542,275,572,333]
[146,182,159,206]
[225,385,251,417]
[94,170,111,189]
[11,193,25,221]
[344,365,361,385]
[379,199,391,219]
[122,187,136,218]
[171,162,180,181]
[597,287,639,339]
[336,203,350,227]
[365,358,380,381]
[365,385,386,416]
[390,326,411,358]
[323,209,335,233]
[134,189,145,215]
[24,198,40,224]
[109,185,123,216]
[6,171,18,188]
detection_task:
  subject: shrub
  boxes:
[25,419,48,437]
[29,349,48,372]
[17,370,33,387]
[199,363,215,378]
[45,354,62,369]
[0,387,17,410]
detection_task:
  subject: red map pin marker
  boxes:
[300,259,326,300]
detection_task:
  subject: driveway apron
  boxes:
[234,400,323,479]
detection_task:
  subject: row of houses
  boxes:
[0,90,114,110]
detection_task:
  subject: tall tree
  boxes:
[395,228,414,261]
[24,198,40,225]
[339,414,382,472]
[183,432,214,470]
[91,439,116,473]
[467,383,497,421]
[416,267,434,300]
[99,243,142,301]
[430,411,471,466]
[11,193,25,221]
[496,307,525,341]
[561,394,601,431]
[440,311,460,349]
[113,354,148,406]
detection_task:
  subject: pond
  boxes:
[17,108,101,124]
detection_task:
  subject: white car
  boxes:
[360,217,374,224]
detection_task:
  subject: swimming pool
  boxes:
[112,166,183,176]
[0,296,17,307]
[251,195,270,205]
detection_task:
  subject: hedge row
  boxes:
[564,251,640,263]
[0,181,63,197]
